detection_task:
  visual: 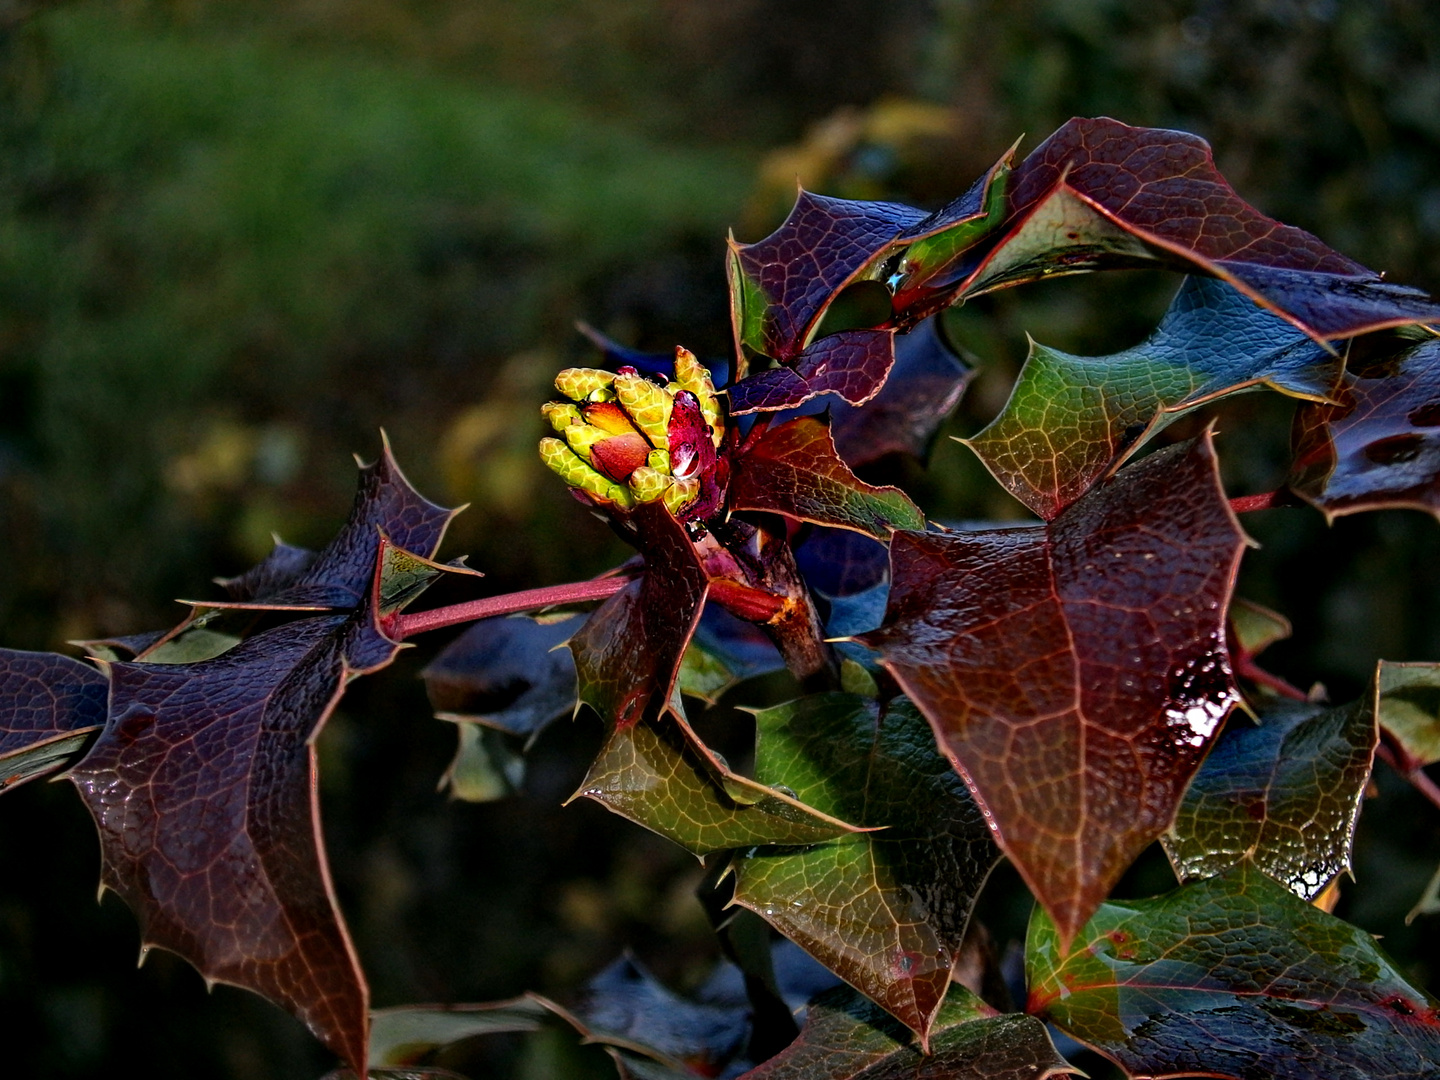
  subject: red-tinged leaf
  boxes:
[830,316,974,467]
[0,649,107,792]
[728,330,897,415]
[730,417,924,540]
[859,435,1247,945]
[739,983,1075,1080]
[67,569,403,1076]
[1026,861,1440,1080]
[728,192,926,363]
[1289,336,1440,520]
[924,117,1440,341]
[208,436,457,609]
[573,707,863,856]
[1162,698,1376,899]
[568,500,709,730]
[730,693,1001,1043]
[967,275,1337,519]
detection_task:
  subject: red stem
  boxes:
[1377,742,1440,814]
[384,575,631,640]
[1233,654,1310,701]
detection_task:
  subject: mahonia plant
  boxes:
[5,116,1440,1079]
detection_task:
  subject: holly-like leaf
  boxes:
[739,982,1074,1080]
[0,649,108,792]
[938,117,1440,341]
[1229,597,1292,658]
[206,436,457,609]
[680,607,786,704]
[829,316,974,467]
[1289,336,1440,520]
[730,417,925,539]
[369,999,549,1066]
[728,329,897,415]
[1162,698,1376,900]
[860,435,1246,945]
[568,501,709,730]
[968,275,1336,518]
[728,193,926,363]
[572,707,862,856]
[730,693,1001,1042]
[1027,861,1440,1080]
[67,567,403,1076]
[795,527,890,598]
[1375,660,1440,771]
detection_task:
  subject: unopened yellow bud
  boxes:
[663,475,701,516]
[628,465,672,503]
[563,423,610,463]
[647,449,670,473]
[555,367,617,402]
[541,402,583,432]
[613,373,673,449]
[673,347,723,447]
[539,437,634,508]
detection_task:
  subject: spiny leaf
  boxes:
[67,561,403,1076]
[942,117,1440,341]
[568,500,709,730]
[739,982,1075,1080]
[728,193,926,362]
[728,329,896,415]
[967,275,1336,518]
[829,316,974,467]
[730,693,1000,1043]
[679,607,786,704]
[729,417,925,539]
[1375,660,1440,772]
[0,649,108,792]
[1289,336,1440,520]
[572,707,861,856]
[1162,698,1376,900]
[861,435,1246,946]
[1027,861,1440,1080]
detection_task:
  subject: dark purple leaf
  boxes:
[861,435,1246,945]
[795,527,890,598]
[0,649,107,792]
[728,330,897,415]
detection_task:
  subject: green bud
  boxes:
[541,402,583,432]
[539,437,634,508]
[613,372,673,449]
[627,465,672,504]
[554,367,616,402]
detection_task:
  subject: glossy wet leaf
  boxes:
[1375,660,1440,771]
[731,693,1000,1042]
[739,982,1074,1080]
[951,118,1440,340]
[1163,698,1376,899]
[728,329,897,415]
[67,579,402,1076]
[728,192,926,362]
[829,316,974,467]
[1290,337,1440,520]
[573,708,860,856]
[968,275,1335,518]
[1027,861,1440,1080]
[0,649,108,792]
[730,417,924,539]
[861,435,1246,945]
[569,501,709,730]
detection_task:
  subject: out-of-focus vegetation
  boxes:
[2,2,1439,1077]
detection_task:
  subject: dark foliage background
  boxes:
[1,2,1438,1076]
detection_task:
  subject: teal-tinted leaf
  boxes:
[739,983,1074,1080]
[1027,862,1440,1080]
[440,722,526,802]
[1229,597,1292,658]
[1375,660,1440,771]
[731,693,1000,1041]
[967,275,1335,519]
[0,649,108,792]
[369,999,548,1066]
[1162,698,1376,899]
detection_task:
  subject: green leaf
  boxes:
[729,417,925,538]
[739,982,1075,1080]
[440,722,526,803]
[1376,660,1440,771]
[572,709,861,856]
[369,999,548,1066]
[1162,699,1376,899]
[1229,597,1293,658]
[1026,862,1440,1080]
[966,275,1335,519]
[861,435,1247,946]
[730,693,999,1043]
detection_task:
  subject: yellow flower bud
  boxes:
[613,372,673,449]
[539,437,634,508]
[554,367,617,402]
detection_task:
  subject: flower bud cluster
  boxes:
[539,348,725,519]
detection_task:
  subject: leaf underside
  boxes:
[1027,862,1440,1080]
[861,435,1246,945]
[0,649,108,792]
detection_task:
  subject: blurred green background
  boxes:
[2,1,1440,1076]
